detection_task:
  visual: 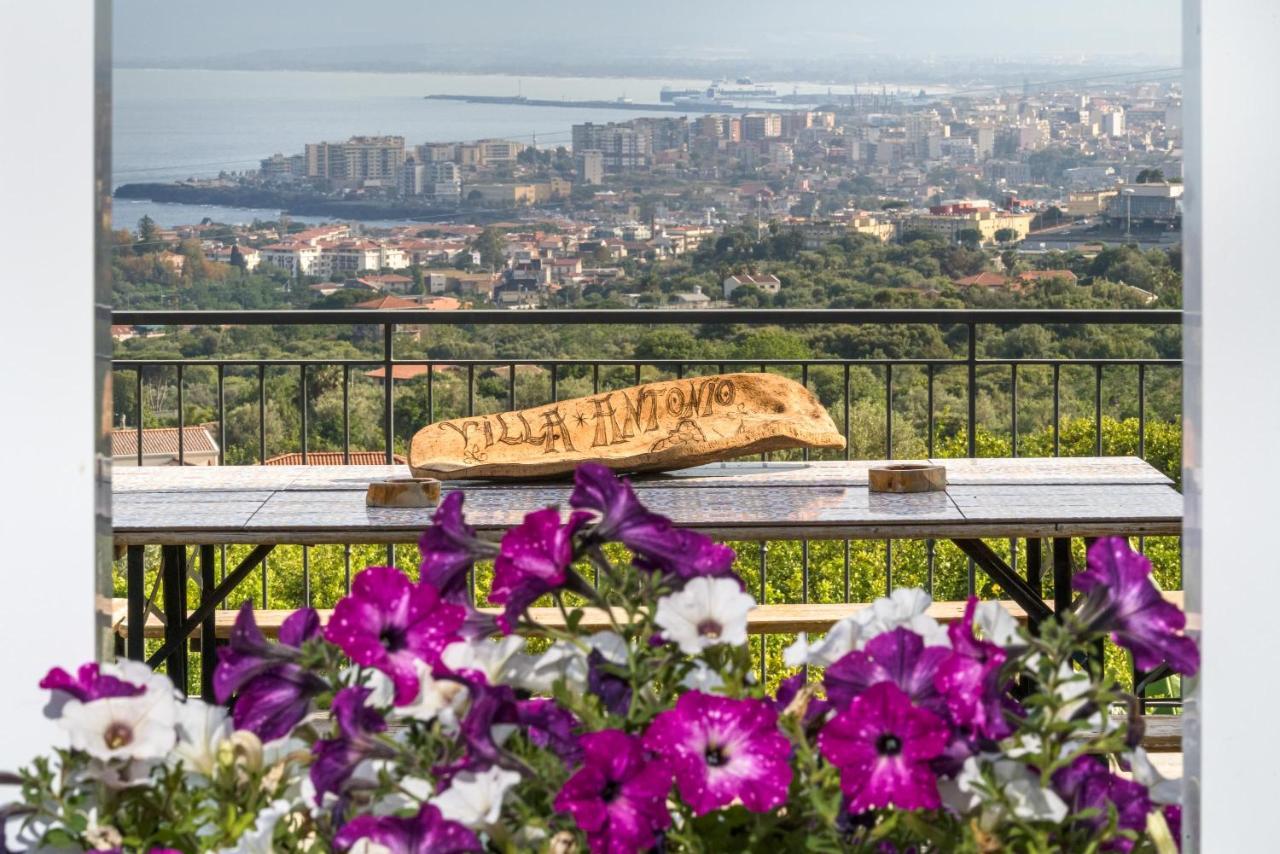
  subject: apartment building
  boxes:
[304,136,406,188]
[572,122,652,173]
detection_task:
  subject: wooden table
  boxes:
[113,457,1182,690]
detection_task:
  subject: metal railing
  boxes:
[111,308,1184,704]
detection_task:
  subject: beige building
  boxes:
[1064,190,1119,218]
[901,210,1034,245]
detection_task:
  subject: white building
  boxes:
[723,273,781,300]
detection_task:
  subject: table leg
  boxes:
[161,545,188,692]
[126,546,145,661]
[147,544,276,672]
[1025,538,1044,632]
[1053,538,1074,614]
[200,545,216,701]
[951,539,1054,625]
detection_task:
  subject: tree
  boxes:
[411,266,426,294]
[471,228,506,271]
[994,228,1018,245]
[956,229,983,249]
[135,215,158,255]
[229,245,247,271]
[1135,168,1166,184]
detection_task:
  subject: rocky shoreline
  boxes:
[112,183,506,222]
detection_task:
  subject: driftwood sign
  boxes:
[408,372,846,480]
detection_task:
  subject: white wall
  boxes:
[1183,0,1280,849]
[0,1,103,767]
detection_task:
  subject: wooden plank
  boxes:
[239,484,965,535]
[113,467,305,493]
[928,456,1172,486]
[112,592,1185,639]
[112,457,1173,495]
[112,491,274,532]
[948,484,1183,525]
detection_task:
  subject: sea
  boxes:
[112,68,907,229]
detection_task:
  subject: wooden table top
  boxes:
[112,457,1182,546]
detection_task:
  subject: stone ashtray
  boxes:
[868,463,947,494]
[366,477,442,508]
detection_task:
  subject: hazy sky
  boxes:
[114,0,1182,64]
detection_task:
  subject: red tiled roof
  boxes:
[111,426,219,459]
[264,451,407,466]
[353,295,420,310]
[364,365,432,381]
[954,272,1009,287]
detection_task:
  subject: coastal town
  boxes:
[114,78,1182,313]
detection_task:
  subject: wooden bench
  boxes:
[110,592,1186,640]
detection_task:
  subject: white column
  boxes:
[0,1,106,768]
[1183,0,1280,849]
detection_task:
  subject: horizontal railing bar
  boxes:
[112,308,1183,327]
[112,357,1183,369]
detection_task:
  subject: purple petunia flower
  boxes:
[825,627,951,717]
[334,802,482,853]
[518,697,583,766]
[554,729,673,854]
[570,463,738,586]
[1074,537,1200,676]
[934,598,1014,741]
[419,492,495,604]
[324,566,465,706]
[311,686,395,803]
[587,649,632,718]
[40,663,144,703]
[489,507,591,633]
[436,679,581,784]
[1052,755,1152,852]
[642,691,792,816]
[818,682,950,813]
[1164,804,1182,850]
[214,604,326,742]
[772,672,832,728]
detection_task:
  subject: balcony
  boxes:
[108,307,1184,714]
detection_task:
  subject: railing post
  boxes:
[967,322,977,457]
[383,322,394,464]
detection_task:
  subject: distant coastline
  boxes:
[112,183,504,223]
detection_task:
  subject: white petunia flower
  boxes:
[218,799,293,854]
[349,842,394,854]
[654,577,755,655]
[975,601,1022,646]
[172,700,232,777]
[1127,747,1182,805]
[431,766,523,829]
[947,756,1068,825]
[783,619,861,668]
[1052,661,1094,723]
[391,660,469,732]
[784,589,952,667]
[854,588,950,648]
[58,689,177,762]
[440,635,528,685]
[679,661,726,694]
[504,631,627,695]
[373,775,435,815]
